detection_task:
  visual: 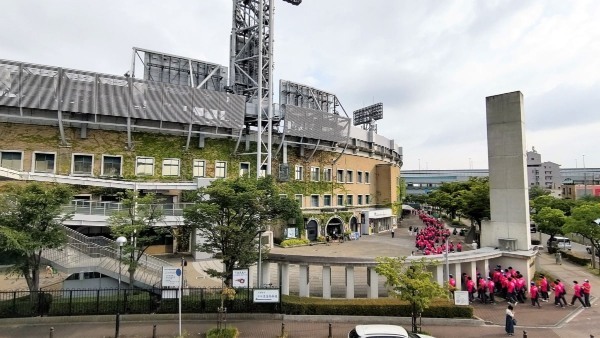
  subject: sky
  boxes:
[1,0,599,170]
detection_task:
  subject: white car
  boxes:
[348,324,436,338]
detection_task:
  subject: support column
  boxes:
[434,264,444,286]
[366,267,379,299]
[299,264,310,297]
[345,266,355,299]
[476,259,489,279]
[451,263,462,291]
[261,262,271,287]
[280,263,289,295]
[467,261,477,280]
[322,266,331,299]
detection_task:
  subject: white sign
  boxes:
[454,291,469,306]
[232,269,249,288]
[287,227,297,238]
[253,289,280,303]
[162,267,182,287]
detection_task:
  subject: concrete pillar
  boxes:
[466,261,477,281]
[261,262,271,287]
[280,263,290,295]
[451,263,462,291]
[345,266,355,299]
[299,264,310,297]
[476,259,489,279]
[434,264,444,286]
[366,267,379,299]
[322,266,332,299]
[485,91,531,250]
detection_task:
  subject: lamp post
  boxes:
[115,236,127,338]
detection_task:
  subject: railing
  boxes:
[0,287,279,318]
[63,200,194,217]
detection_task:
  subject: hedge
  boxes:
[559,250,590,266]
[281,295,472,318]
[280,238,310,247]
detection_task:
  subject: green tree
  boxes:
[0,183,72,292]
[563,202,600,271]
[184,176,302,286]
[532,207,566,243]
[529,186,550,200]
[375,256,447,333]
[458,177,490,245]
[108,190,166,288]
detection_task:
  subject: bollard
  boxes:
[49,327,54,338]
[281,322,285,337]
[152,324,157,338]
[328,323,332,338]
[523,331,527,338]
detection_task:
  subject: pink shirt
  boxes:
[574,284,582,297]
[530,285,538,298]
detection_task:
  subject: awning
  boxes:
[402,204,415,210]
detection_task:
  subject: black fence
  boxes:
[0,288,280,318]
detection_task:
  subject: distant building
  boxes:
[526,147,562,190]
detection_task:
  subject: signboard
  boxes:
[253,289,280,303]
[162,267,182,288]
[286,227,297,238]
[454,291,469,306]
[232,268,249,288]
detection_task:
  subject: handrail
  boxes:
[64,200,194,217]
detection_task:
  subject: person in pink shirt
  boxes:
[553,280,565,308]
[487,277,496,304]
[530,281,541,308]
[582,279,591,307]
[506,277,517,304]
[557,279,568,307]
[478,276,488,303]
[570,281,586,307]
[456,242,462,252]
[466,276,476,302]
[539,274,549,302]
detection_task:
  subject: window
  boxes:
[310,195,319,207]
[260,164,267,178]
[323,168,332,182]
[366,195,370,204]
[239,162,250,177]
[310,167,320,181]
[357,171,363,183]
[33,152,55,173]
[162,158,180,176]
[365,172,370,184]
[346,195,353,206]
[337,194,344,206]
[346,170,354,183]
[72,154,93,176]
[215,161,227,178]
[0,151,23,171]
[294,194,303,207]
[336,169,344,182]
[193,159,206,177]
[102,155,122,176]
[323,194,331,207]
[136,157,154,175]
[295,165,303,180]
[279,194,287,199]
[358,195,363,205]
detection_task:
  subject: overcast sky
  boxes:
[2,0,599,170]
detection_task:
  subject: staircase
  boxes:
[41,225,174,289]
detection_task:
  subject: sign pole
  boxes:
[178,268,182,337]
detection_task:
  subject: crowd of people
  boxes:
[413,212,462,255]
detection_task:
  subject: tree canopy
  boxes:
[184,176,302,286]
[0,183,72,292]
[563,202,600,265]
[532,207,566,240]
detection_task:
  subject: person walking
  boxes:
[391,227,395,238]
[582,279,591,307]
[530,281,541,308]
[505,304,516,336]
[570,281,586,307]
[539,274,549,302]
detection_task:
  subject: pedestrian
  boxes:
[570,281,586,307]
[391,227,395,238]
[553,280,565,308]
[582,279,591,307]
[530,281,541,308]
[505,304,515,336]
[555,251,562,265]
[487,277,496,304]
[539,274,549,302]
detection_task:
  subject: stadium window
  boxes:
[33,152,56,173]
[295,165,304,180]
[323,194,332,207]
[101,155,122,177]
[193,159,206,177]
[337,194,344,206]
[311,167,320,181]
[323,168,332,182]
[162,158,180,176]
[358,195,363,205]
[259,164,267,178]
[0,151,23,171]
[365,172,370,184]
[136,157,155,176]
[310,195,319,207]
[357,171,363,183]
[336,169,344,182]
[294,194,303,207]
[346,170,354,183]
[239,162,250,177]
[215,161,227,178]
[346,195,353,206]
[72,154,93,176]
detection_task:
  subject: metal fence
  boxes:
[0,287,280,318]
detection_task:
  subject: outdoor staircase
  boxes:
[41,225,174,289]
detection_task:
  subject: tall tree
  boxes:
[458,177,490,245]
[0,183,72,292]
[375,257,447,333]
[529,186,550,200]
[563,202,600,271]
[532,207,566,242]
[108,190,166,288]
[184,176,301,286]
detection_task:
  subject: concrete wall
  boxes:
[484,92,531,250]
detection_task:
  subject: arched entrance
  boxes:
[306,220,318,241]
[349,216,358,233]
[326,217,343,238]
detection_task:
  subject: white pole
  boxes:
[178,264,182,337]
[445,237,449,285]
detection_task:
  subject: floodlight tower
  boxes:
[230,0,301,178]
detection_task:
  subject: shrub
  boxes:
[280,238,310,247]
[206,327,239,338]
[451,220,461,226]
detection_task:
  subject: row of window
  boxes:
[295,166,370,184]
[290,193,371,208]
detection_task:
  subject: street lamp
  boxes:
[115,236,127,338]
